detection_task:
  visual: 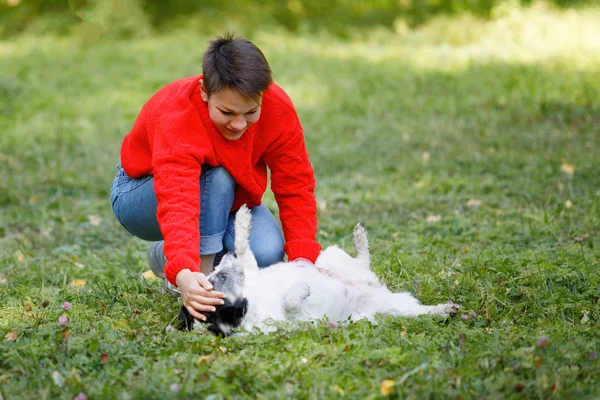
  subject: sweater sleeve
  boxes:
[263,117,321,263]
[151,110,206,286]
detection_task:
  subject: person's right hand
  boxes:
[175,269,225,321]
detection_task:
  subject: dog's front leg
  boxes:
[283,283,311,316]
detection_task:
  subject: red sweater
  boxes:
[120,76,321,285]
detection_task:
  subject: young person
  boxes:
[110,33,321,321]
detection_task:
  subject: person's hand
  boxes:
[175,269,225,321]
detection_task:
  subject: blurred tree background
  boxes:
[1,0,598,39]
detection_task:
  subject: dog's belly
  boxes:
[241,263,354,331]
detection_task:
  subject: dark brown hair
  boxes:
[202,32,272,100]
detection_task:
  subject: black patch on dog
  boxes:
[177,297,248,336]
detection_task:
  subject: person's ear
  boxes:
[199,79,209,102]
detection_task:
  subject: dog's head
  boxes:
[178,253,248,336]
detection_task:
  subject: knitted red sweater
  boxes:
[120,76,321,285]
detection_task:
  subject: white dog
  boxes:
[178,205,458,335]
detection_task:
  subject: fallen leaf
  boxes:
[333,385,345,396]
[196,354,213,364]
[69,368,82,383]
[130,308,141,321]
[377,359,390,367]
[74,262,85,269]
[565,200,573,208]
[318,200,327,211]
[51,371,64,387]
[87,215,102,226]
[16,252,24,263]
[400,329,408,337]
[380,380,396,396]
[63,329,70,340]
[581,313,590,324]
[4,331,17,342]
[560,163,574,175]
[100,352,109,365]
[426,215,441,223]
[0,278,6,284]
[141,270,158,281]
[71,279,87,288]
[466,199,482,208]
[23,303,32,312]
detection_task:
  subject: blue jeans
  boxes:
[110,164,285,268]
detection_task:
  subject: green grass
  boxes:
[1,6,600,399]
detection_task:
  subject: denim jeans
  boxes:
[110,164,285,268]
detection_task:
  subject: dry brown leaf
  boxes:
[71,279,87,288]
[100,352,109,365]
[466,199,482,208]
[23,303,32,312]
[4,331,17,342]
[380,380,396,396]
[87,215,102,226]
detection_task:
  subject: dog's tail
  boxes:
[234,204,252,257]
[234,204,259,275]
[353,223,371,265]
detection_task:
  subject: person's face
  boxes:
[200,80,262,141]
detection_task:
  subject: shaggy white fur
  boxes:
[207,205,459,334]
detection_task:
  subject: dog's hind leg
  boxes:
[365,291,459,319]
[234,205,259,276]
[353,223,371,267]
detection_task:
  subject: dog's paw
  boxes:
[429,301,460,318]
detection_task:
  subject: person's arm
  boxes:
[263,116,321,263]
[151,119,226,318]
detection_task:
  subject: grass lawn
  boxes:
[1,6,599,399]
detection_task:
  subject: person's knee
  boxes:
[253,235,285,268]
[205,166,235,197]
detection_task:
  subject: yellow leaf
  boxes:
[4,331,17,342]
[560,163,574,175]
[196,354,213,364]
[71,279,87,288]
[141,270,158,281]
[333,385,345,396]
[426,215,441,223]
[380,380,396,396]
